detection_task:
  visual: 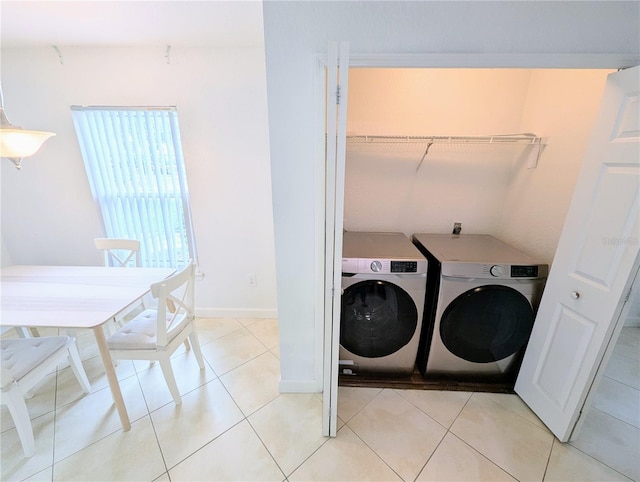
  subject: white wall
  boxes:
[263,0,640,391]
[345,68,612,266]
[0,45,277,317]
[345,68,533,237]
[0,237,12,267]
[497,69,612,264]
[626,272,640,327]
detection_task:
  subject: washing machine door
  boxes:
[440,285,534,363]
[341,280,418,358]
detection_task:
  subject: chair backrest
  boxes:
[151,261,195,347]
[94,238,141,267]
[1,363,15,390]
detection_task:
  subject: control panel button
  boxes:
[511,265,540,278]
[490,265,504,277]
[370,260,383,272]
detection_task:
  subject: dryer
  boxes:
[340,231,428,374]
[412,234,548,379]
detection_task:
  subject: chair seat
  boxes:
[1,337,70,388]
[107,309,190,350]
[1,335,90,457]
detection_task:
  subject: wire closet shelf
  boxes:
[346,133,547,169]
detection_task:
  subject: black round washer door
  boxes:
[440,285,534,363]
[341,280,418,358]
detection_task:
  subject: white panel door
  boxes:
[515,66,640,441]
[322,41,349,437]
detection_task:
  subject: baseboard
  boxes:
[196,308,278,319]
[624,316,640,327]
[279,378,322,393]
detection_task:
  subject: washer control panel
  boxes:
[391,261,419,273]
[342,257,428,274]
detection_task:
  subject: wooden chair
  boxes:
[106,261,204,405]
[94,238,141,267]
[94,237,145,333]
[1,336,91,457]
[93,237,191,351]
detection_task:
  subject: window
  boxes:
[71,107,197,268]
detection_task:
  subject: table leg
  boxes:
[93,325,131,431]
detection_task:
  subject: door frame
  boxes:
[314,52,640,436]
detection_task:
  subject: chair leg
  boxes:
[14,327,31,338]
[5,390,36,457]
[67,342,91,393]
[188,329,205,370]
[159,358,182,405]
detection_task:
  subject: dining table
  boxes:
[0,264,175,431]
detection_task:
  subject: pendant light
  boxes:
[0,86,55,170]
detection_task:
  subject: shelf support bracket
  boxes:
[526,137,548,169]
[415,141,433,172]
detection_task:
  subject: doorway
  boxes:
[323,62,638,470]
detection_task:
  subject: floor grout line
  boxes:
[3,320,638,482]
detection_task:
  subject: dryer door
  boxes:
[440,285,534,363]
[341,279,418,358]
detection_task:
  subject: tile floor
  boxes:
[1,319,638,481]
[569,325,640,481]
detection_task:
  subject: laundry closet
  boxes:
[338,68,614,390]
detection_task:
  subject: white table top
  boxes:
[1,265,175,329]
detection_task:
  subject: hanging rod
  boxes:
[347,134,544,145]
[346,133,548,169]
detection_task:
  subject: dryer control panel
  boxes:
[511,265,541,278]
[441,262,548,279]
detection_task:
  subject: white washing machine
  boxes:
[412,234,548,379]
[340,231,428,374]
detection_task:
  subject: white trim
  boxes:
[625,316,640,327]
[348,53,640,69]
[195,308,278,319]
[314,53,329,399]
[279,378,322,393]
[322,42,338,436]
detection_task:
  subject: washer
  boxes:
[340,231,428,374]
[412,234,548,379]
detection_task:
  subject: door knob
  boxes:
[570,291,580,299]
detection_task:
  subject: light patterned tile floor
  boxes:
[1,319,637,481]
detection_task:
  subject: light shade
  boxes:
[0,127,55,158]
[0,106,56,169]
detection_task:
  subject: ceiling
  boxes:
[0,1,265,48]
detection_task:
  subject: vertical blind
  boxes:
[71,107,197,268]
